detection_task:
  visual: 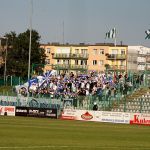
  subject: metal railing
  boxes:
[107,65,126,70]
[0,72,150,113]
[0,83,149,113]
[107,54,126,60]
[53,53,89,59]
[0,89,149,114]
[0,76,26,86]
[52,64,88,70]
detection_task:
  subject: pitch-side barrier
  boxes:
[0,105,150,125]
[61,109,150,126]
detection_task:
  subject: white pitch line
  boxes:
[0,146,70,149]
[0,145,149,149]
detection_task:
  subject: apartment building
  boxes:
[128,46,150,72]
[40,44,89,74]
[107,45,127,72]
[88,45,108,72]
[40,43,128,74]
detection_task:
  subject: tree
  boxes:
[0,29,46,79]
[105,64,110,70]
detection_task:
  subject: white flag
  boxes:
[145,29,150,39]
[105,28,116,39]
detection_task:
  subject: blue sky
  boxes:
[0,0,150,46]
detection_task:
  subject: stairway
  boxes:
[111,88,150,113]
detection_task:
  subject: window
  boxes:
[93,60,97,65]
[46,48,51,53]
[120,60,124,66]
[75,60,79,65]
[99,49,104,55]
[99,60,104,66]
[81,49,88,54]
[93,49,97,55]
[121,49,125,55]
[75,49,79,54]
[112,60,115,65]
[63,60,70,65]
[57,59,61,64]
[81,60,87,65]
[112,49,118,54]
[45,59,50,64]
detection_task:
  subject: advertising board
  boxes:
[15,107,58,119]
[0,106,15,116]
[130,113,150,126]
[61,109,130,124]
[61,109,97,121]
[100,111,130,124]
[15,107,28,116]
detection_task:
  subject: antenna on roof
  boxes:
[63,21,64,45]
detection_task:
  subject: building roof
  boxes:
[40,43,128,47]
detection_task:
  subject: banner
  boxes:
[61,109,130,124]
[130,113,150,126]
[15,107,28,116]
[0,106,15,116]
[15,107,58,119]
[61,109,98,121]
[100,111,130,124]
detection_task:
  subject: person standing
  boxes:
[93,102,98,111]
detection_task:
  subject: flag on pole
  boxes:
[145,29,150,39]
[105,28,116,39]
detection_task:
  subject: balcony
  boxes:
[106,54,126,60]
[146,57,150,63]
[106,65,126,71]
[52,53,89,59]
[52,64,88,70]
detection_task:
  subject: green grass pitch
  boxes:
[0,116,149,150]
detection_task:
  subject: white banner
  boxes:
[61,109,130,124]
[0,106,16,116]
[100,111,130,124]
[61,109,101,121]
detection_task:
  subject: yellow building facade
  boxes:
[40,44,128,74]
[40,44,89,74]
[107,46,127,72]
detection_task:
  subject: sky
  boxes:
[0,0,150,46]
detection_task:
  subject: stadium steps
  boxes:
[111,88,150,113]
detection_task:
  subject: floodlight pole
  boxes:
[27,0,33,103]
[28,0,33,81]
[4,38,8,85]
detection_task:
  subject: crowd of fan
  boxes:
[27,71,145,100]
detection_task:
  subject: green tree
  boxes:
[1,29,46,78]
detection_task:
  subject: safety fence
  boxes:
[0,76,27,86]
[0,88,150,114]
[0,71,150,113]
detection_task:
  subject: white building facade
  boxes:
[128,46,150,72]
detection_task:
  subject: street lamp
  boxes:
[0,36,8,85]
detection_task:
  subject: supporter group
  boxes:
[22,71,145,100]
